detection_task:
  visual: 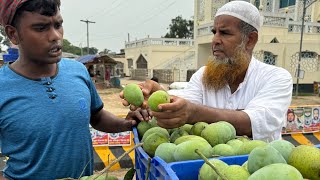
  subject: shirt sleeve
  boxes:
[168,67,205,105]
[242,68,293,141]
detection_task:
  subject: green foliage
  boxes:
[164,16,194,39]
[62,39,98,56]
[0,27,99,55]
[0,26,11,52]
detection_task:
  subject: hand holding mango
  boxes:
[120,80,164,110]
[147,90,170,112]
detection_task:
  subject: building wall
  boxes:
[124,38,195,77]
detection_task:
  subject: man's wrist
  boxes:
[187,102,197,124]
[123,120,133,132]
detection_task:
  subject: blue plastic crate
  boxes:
[134,127,176,180]
[3,54,19,63]
[7,48,19,55]
[133,127,248,180]
[133,127,320,180]
[168,155,248,180]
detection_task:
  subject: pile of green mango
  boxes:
[127,84,320,179]
[199,142,320,180]
[137,119,320,180]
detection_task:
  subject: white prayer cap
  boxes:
[215,0,261,31]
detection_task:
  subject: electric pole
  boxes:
[295,0,318,97]
[80,19,95,55]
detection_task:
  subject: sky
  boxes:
[60,0,194,53]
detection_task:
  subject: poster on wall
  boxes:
[285,107,304,134]
[90,126,109,146]
[284,106,320,134]
[310,107,320,132]
[108,131,131,146]
[90,126,131,146]
[303,107,314,133]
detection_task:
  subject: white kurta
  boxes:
[169,57,293,142]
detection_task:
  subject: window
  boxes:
[127,58,133,68]
[280,0,295,8]
[301,52,316,59]
[270,37,279,43]
[263,51,276,65]
[136,55,148,69]
[255,0,260,9]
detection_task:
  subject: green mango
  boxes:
[123,83,143,106]
[198,159,228,180]
[173,140,212,161]
[154,142,177,163]
[248,163,303,180]
[288,145,320,180]
[147,90,170,111]
[247,145,286,174]
[269,139,295,162]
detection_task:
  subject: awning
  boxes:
[76,54,118,65]
[76,54,98,64]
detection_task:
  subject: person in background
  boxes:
[286,109,298,132]
[150,76,165,90]
[87,65,95,77]
[151,76,159,83]
[312,108,319,128]
[121,1,293,142]
[0,0,140,179]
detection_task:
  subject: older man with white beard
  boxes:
[121,1,293,142]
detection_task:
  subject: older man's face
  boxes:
[211,15,246,64]
[202,15,250,90]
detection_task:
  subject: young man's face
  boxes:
[12,9,63,64]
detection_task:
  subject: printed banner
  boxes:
[108,131,131,146]
[310,107,320,132]
[90,126,131,146]
[283,106,320,134]
[90,126,109,146]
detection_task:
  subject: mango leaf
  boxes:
[123,167,135,180]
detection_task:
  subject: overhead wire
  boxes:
[69,0,187,51]
[89,0,176,44]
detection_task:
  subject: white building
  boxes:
[125,38,195,82]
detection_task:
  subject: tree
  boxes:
[62,39,82,55]
[164,16,194,39]
[0,26,11,52]
[87,47,98,55]
[62,39,98,56]
[99,48,111,55]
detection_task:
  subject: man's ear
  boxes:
[246,31,258,51]
[5,25,19,45]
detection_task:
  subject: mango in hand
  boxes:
[123,83,144,107]
[147,90,170,112]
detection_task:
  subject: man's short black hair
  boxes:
[11,0,61,28]
[151,77,159,83]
